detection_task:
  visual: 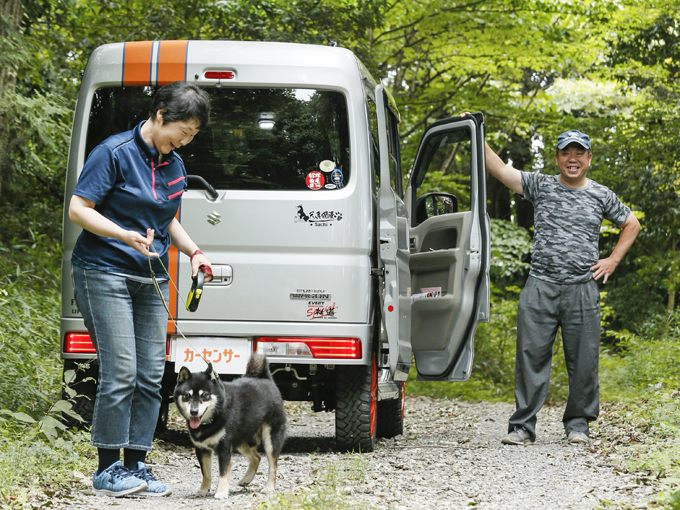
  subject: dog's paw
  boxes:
[214,491,229,499]
[238,477,252,487]
[194,488,210,498]
[264,483,276,493]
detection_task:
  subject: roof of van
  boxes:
[82,40,399,121]
[87,40,365,87]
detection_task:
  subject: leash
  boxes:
[147,245,210,368]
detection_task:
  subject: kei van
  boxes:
[60,40,490,452]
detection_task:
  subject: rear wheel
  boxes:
[377,382,404,438]
[335,355,378,452]
[155,363,177,434]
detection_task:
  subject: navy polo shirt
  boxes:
[71,121,186,277]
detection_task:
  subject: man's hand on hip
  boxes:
[591,258,618,284]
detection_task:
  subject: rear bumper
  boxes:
[60,317,374,365]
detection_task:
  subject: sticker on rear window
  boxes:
[319,160,335,172]
[330,169,344,187]
[306,171,324,190]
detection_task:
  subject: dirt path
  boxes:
[55,397,656,509]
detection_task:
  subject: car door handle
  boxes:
[205,265,233,285]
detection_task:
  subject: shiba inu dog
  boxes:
[174,354,286,499]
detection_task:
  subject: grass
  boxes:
[260,455,372,510]
[0,429,95,508]
[597,327,680,508]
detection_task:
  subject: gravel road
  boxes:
[55,396,657,509]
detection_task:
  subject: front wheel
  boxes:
[335,355,378,452]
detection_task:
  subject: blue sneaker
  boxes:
[130,462,172,497]
[92,461,148,497]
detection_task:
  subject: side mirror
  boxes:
[414,192,458,225]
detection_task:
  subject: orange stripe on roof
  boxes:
[158,40,188,85]
[123,41,153,86]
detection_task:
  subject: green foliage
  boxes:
[0,227,76,443]
[417,170,471,209]
[0,239,96,504]
[600,314,680,401]
[595,313,680,507]
[0,90,71,203]
[489,219,532,281]
[0,429,94,507]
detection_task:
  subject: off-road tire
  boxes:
[335,355,378,452]
[61,359,98,430]
[377,382,404,438]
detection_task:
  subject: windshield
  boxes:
[86,86,351,191]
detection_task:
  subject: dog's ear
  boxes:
[177,366,191,383]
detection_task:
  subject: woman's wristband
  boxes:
[190,249,203,262]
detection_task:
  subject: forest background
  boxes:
[1,0,679,507]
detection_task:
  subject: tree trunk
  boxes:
[0,0,23,202]
[665,236,678,336]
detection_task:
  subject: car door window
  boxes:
[366,96,381,195]
[384,105,402,196]
[413,128,472,224]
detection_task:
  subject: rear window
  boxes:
[86,86,351,191]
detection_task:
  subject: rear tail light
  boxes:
[64,332,96,354]
[65,333,172,357]
[254,337,362,359]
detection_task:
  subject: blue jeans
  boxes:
[72,266,169,450]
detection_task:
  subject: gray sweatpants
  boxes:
[508,276,601,441]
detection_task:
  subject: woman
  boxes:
[69,81,212,497]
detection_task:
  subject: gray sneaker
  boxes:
[92,461,148,497]
[567,431,589,444]
[501,427,534,445]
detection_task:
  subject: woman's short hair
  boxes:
[149,81,210,129]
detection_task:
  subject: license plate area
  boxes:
[173,337,252,375]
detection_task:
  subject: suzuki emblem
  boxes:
[207,211,222,226]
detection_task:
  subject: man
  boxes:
[484,129,640,445]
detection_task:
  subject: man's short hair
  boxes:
[149,81,210,130]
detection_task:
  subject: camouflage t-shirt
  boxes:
[520,172,631,284]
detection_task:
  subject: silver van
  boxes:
[61,40,490,452]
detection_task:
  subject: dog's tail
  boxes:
[244,353,273,380]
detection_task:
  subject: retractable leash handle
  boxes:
[186,270,205,312]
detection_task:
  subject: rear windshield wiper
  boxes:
[186,175,219,200]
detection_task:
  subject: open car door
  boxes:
[375,85,411,382]
[406,114,490,381]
